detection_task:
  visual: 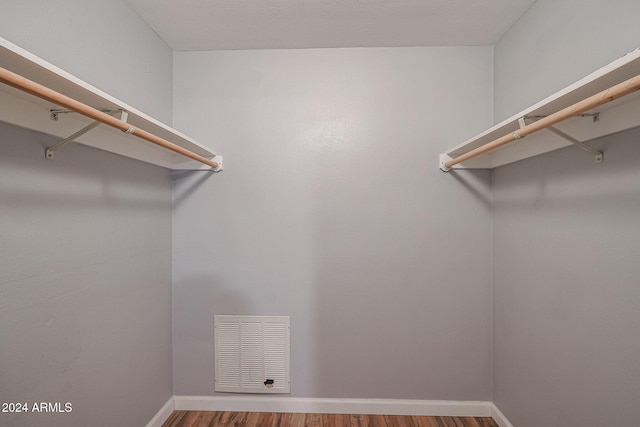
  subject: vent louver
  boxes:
[214,315,290,394]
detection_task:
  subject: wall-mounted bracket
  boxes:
[46,109,127,160]
[212,155,223,172]
[519,115,603,163]
[439,154,452,172]
[520,112,600,126]
[50,108,126,121]
[546,126,603,163]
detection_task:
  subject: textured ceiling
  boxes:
[125,0,536,51]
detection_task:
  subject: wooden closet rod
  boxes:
[0,66,219,169]
[444,73,640,170]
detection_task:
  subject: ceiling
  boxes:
[125,0,536,51]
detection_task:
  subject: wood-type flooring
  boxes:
[162,411,499,427]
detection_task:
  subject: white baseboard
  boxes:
[146,397,175,427]
[172,396,492,417]
[491,404,515,427]
[147,395,513,426]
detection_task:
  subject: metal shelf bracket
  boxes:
[520,115,603,163]
[46,109,127,160]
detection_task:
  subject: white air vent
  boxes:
[214,315,290,394]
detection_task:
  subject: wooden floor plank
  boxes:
[323,413,351,427]
[289,412,307,427]
[180,410,207,427]
[429,418,449,427]
[410,415,437,427]
[162,410,188,427]
[369,414,389,427]
[440,416,463,427]
[350,413,388,427]
[272,412,288,427]
[385,414,418,427]
[226,411,250,427]
[244,412,262,427]
[254,412,275,427]
[439,418,457,427]
[457,417,479,427]
[307,413,324,427]
[192,411,218,427]
[350,414,370,427]
[476,418,498,427]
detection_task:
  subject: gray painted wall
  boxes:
[493,1,640,425]
[172,47,494,399]
[493,0,640,123]
[0,0,174,125]
[492,128,640,427]
[0,2,174,425]
[0,122,173,426]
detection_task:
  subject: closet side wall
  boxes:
[0,0,174,124]
[0,123,173,427]
[0,2,174,426]
[492,2,640,426]
[493,0,640,123]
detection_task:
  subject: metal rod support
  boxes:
[546,126,603,163]
[525,112,600,122]
[45,110,125,160]
[520,115,603,163]
[45,120,102,159]
[50,108,120,121]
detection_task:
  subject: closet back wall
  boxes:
[172,47,494,399]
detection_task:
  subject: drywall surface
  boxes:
[0,122,173,426]
[172,47,494,399]
[0,0,173,125]
[493,0,640,123]
[492,127,640,427]
[492,2,640,425]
